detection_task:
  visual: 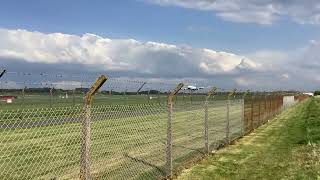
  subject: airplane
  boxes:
[183,85,205,91]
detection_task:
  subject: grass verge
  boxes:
[177,98,320,180]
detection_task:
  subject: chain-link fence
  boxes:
[0,75,309,179]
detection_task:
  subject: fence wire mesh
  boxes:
[0,74,309,179]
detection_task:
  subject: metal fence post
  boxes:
[205,87,217,154]
[226,89,236,144]
[166,83,184,178]
[80,75,107,180]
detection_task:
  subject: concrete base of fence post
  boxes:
[80,104,91,180]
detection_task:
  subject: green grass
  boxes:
[0,93,230,111]
[0,100,243,179]
[177,98,320,180]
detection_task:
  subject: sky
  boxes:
[0,0,320,91]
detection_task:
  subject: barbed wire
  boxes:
[0,70,309,93]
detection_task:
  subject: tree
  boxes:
[314,90,320,96]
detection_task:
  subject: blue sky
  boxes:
[0,0,320,90]
[1,0,318,52]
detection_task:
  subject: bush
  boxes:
[314,91,320,96]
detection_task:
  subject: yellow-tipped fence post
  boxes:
[80,75,108,180]
[226,89,236,144]
[166,83,184,178]
[241,90,250,136]
[258,93,262,127]
[204,87,217,154]
[49,87,53,108]
[250,93,256,131]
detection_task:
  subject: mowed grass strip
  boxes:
[177,98,320,180]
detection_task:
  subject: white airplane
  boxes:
[183,85,205,91]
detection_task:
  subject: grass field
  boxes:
[177,98,320,180]
[0,98,243,179]
[0,93,229,110]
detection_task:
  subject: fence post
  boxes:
[158,90,161,105]
[49,87,53,108]
[263,93,266,123]
[265,93,269,122]
[269,94,272,119]
[258,94,261,127]
[124,89,127,105]
[226,89,236,144]
[80,75,108,180]
[136,82,147,95]
[250,93,255,131]
[272,94,275,117]
[72,89,76,106]
[166,83,184,178]
[241,90,249,136]
[276,95,279,115]
[190,91,193,106]
[0,69,6,79]
[22,86,25,108]
[204,87,217,154]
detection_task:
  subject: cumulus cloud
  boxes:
[234,77,256,87]
[238,40,320,90]
[1,28,320,90]
[0,28,259,78]
[145,0,320,25]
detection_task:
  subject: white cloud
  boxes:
[245,50,291,71]
[145,0,320,25]
[234,77,255,87]
[0,28,258,77]
[281,73,289,79]
[1,28,320,90]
